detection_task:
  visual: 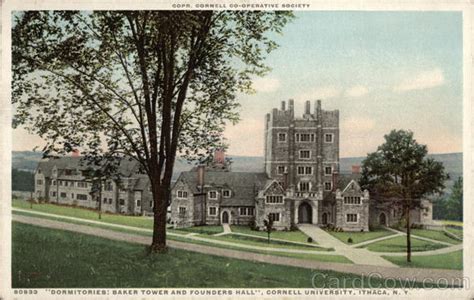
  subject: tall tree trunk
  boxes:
[151,183,168,252]
[406,203,411,262]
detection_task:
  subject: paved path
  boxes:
[298,224,398,267]
[352,232,404,248]
[386,227,455,246]
[13,214,464,284]
[213,224,231,236]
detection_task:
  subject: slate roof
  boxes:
[323,173,362,202]
[36,156,140,178]
[177,170,268,207]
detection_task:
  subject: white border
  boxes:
[1,1,472,300]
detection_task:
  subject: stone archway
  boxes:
[222,211,229,224]
[298,202,312,224]
[379,212,387,226]
[322,212,328,225]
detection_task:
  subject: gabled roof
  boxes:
[36,156,141,178]
[176,170,268,206]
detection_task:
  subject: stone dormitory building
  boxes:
[34,100,434,232]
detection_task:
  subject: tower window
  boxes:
[299,150,311,159]
[277,166,286,174]
[278,133,287,142]
[325,166,332,175]
[325,134,334,143]
[324,182,332,191]
[299,182,310,192]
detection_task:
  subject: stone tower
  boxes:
[263,99,340,208]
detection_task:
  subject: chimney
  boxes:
[332,171,339,192]
[352,165,361,174]
[214,148,225,165]
[305,100,311,115]
[281,101,286,111]
[71,149,80,157]
[197,165,205,190]
[288,99,294,111]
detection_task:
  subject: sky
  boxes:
[13,11,463,158]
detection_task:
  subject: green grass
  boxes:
[362,235,448,253]
[327,227,395,245]
[231,225,313,243]
[13,199,155,229]
[439,220,463,227]
[208,234,332,251]
[12,222,446,288]
[445,227,463,239]
[411,229,461,245]
[13,210,348,264]
[382,250,463,270]
[174,225,224,235]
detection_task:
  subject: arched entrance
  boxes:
[379,213,387,226]
[322,212,328,225]
[298,202,312,224]
[222,211,229,224]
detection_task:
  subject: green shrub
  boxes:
[347,237,353,244]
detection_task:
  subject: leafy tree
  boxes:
[263,214,274,244]
[445,177,463,221]
[360,130,447,262]
[12,168,34,192]
[12,11,293,252]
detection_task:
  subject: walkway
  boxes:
[298,224,398,267]
[213,223,231,236]
[12,214,463,284]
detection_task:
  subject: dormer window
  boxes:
[209,191,217,199]
[177,190,188,199]
[222,190,231,198]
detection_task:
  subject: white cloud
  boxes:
[252,77,280,93]
[344,85,369,98]
[394,68,445,92]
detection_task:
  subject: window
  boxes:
[325,166,332,175]
[239,207,247,215]
[265,195,283,204]
[346,214,358,223]
[103,198,107,203]
[76,194,88,201]
[64,181,68,187]
[136,200,141,207]
[299,150,311,159]
[344,197,361,205]
[297,166,312,175]
[222,190,231,198]
[77,182,87,188]
[36,179,43,185]
[104,182,113,191]
[324,182,332,191]
[119,199,125,205]
[60,192,67,198]
[299,182,310,192]
[268,213,280,222]
[37,169,42,174]
[209,207,217,216]
[71,193,74,199]
[295,133,315,142]
[52,180,56,186]
[149,201,153,208]
[325,133,333,143]
[278,133,287,142]
[209,191,217,199]
[59,181,63,186]
[179,206,186,216]
[51,191,56,197]
[277,166,286,175]
[177,190,188,199]
[109,198,113,204]
[248,207,254,215]
[64,169,72,176]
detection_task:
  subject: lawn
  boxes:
[445,227,463,240]
[440,220,463,227]
[174,225,223,235]
[13,210,348,264]
[382,250,463,270]
[231,225,312,244]
[13,222,445,288]
[327,227,395,245]
[362,236,448,253]
[411,229,461,245]
[208,234,332,251]
[13,199,155,229]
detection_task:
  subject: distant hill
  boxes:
[13,151,462,193]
